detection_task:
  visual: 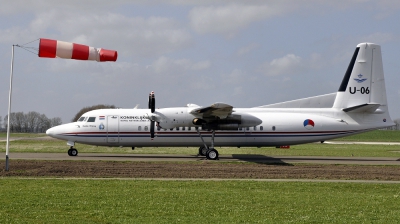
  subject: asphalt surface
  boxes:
[6,152,400,165]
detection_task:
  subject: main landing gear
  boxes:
[68,146,78,156]
[197,129,219,160]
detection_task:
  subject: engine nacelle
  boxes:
[154,107,262,130]
[218,115,241,124]
[198,113,261,130]
[202,123,239,130]
[239,113,262,127]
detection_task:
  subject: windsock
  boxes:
[38,38,117,62]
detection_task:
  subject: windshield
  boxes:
[87,117,96,122]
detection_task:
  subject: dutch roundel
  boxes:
[303,119,315,130]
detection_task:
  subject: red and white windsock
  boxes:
[38,38,117,62]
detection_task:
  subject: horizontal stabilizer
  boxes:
[342,103,380,113]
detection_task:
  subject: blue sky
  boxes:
[0,0,399,123]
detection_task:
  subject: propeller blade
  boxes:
[150,120,155,139]
[151,97,155,113]
[148,93,152,109]
[150,91,155,113]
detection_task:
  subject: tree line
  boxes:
[0,111,62,133]
[0,104,116,133]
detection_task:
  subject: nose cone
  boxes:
[46,126,55,137]
[46,124,68,139]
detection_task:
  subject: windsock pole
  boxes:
[4,39,117,171]
[5,45,15,171]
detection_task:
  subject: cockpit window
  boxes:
[87,117,96,122]
[78,117,86,122]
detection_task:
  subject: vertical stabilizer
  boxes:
[333,43,388,111]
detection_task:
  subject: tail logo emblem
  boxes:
[303,119,315,130]
[354,74,367,83]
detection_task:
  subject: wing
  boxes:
[190,103,233,119]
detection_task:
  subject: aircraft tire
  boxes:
[206,148,219,160]
[70,148,78,156]
[198,146,208,156]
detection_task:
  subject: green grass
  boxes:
[2,138,400,157]
[2,130,399,141]
[0,132,47,138]
[0,179,399,223]
[335,130,400,142]
[1,130,400,157]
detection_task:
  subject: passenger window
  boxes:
[176,127,180,131]
[87,117,96,122]
[157,126,161,131]
[188,127,191,131]
[260,126,263,131]
[239,127,243,131]
[272,126,276,131]
[145,126,148,131]
[182,127,185,131]
[170,128,173,131]
[254,126,257,131]
[78,117,86,122]
[246,127,249,131]
[138,126,142,131]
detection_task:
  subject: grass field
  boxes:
[0,179,399,223]
[335,130,400,142]
[1,130,400,157]
[1,131,399,223]
[0,133,47,138]
[1,129,399,141]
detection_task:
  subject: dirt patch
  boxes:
[1,160,400,180]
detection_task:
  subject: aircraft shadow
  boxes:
[80,154,291,165]
[86,154,199,159]
[230,154,293,166]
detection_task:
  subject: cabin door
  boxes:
[107,115,119,143]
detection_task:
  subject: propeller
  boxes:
[150,120,155,139]
[148,91,155,113]
[148,91,156,138]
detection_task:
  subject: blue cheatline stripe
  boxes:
[61,129,364,138]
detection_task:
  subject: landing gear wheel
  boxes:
[198,146,208,156]
[68,148,78,156]
[206,148,219,160]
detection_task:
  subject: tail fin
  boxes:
[333,43,388,113]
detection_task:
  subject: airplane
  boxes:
[46,43,395,160]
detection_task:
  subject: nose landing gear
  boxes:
[68,146,78,156]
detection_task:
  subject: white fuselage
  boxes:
[46,43,395,156]
[46,107,391,148]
